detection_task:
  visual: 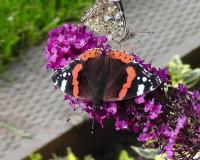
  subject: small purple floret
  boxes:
[115,119,129,130]
[135,94,146,104]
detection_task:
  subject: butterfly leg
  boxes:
[110,39,122,50]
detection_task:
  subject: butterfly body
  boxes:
[52,49,161,105]
[81,0,132,42]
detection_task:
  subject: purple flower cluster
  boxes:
[45,23,110,69]
[45,24,200,159]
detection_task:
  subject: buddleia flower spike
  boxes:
[45,24,200,159]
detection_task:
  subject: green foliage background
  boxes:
[0,0,94,72]
[168,56,200,88]
[29,147,167,160]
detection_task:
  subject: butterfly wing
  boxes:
[51,60,91,100]
[123,62,162,99]
[102,59,128,101]
[81,0,128,42]
[103,51,161,101]
[52,50,161,103]
[51,49,102,100]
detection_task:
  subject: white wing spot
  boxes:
[150,86,154,91]
[137,84,145,95]
[68,72,71,76]
[142,77,147,82]
[63,72,67,77]
[104,16,112,21]
[137,77,141,80]
[115,11,123,20]
[61,80,67,92]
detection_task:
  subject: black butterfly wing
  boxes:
[103,60,162,101]
[124,62,162,99]
[51,60,91,100]
[52,51,161,103]
[102,58,128,101]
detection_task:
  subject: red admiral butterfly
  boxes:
[52,49,161,106]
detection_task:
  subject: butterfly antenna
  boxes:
[128,32,142,45]
[127,32,143,50]
[137,31,155,34]
[136,27,157,35]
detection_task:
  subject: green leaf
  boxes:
[0,0,94,72]
[66,148,77,160]
[84,155,95,160]
[168,55,200,88]
[193,151,200,159]
[29,153,43,160]
[118,150,134,160]
[155,154,167,160]
[130,146,158,159]
[50,153,65,160]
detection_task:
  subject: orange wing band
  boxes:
[108,50,134,64]
[118,66,136,100]
[80,49,101,61]
[72,64,83,97]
